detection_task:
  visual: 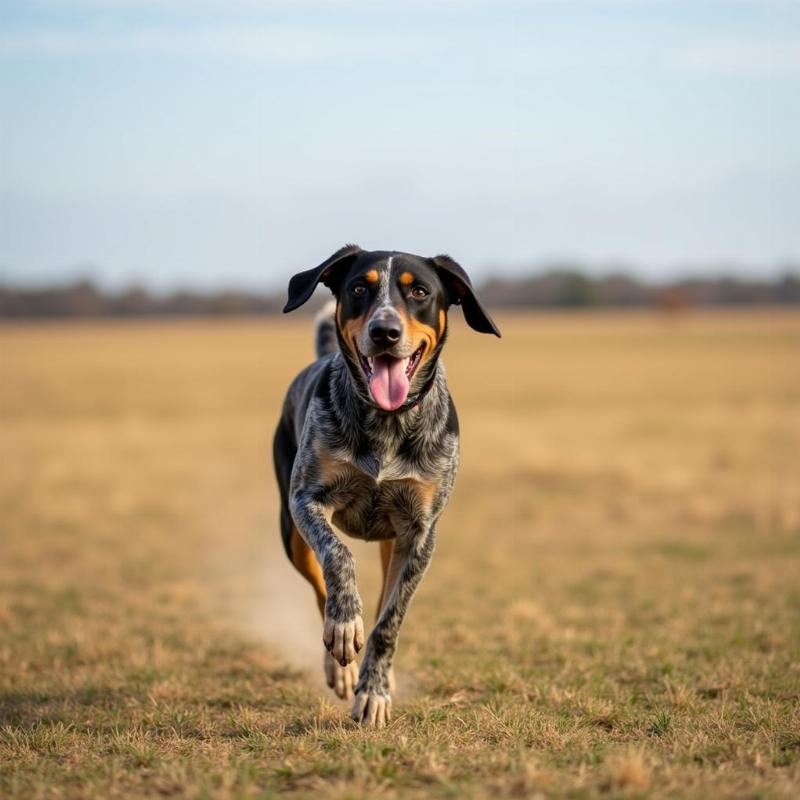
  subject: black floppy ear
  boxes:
[431,254,501,337]
[283,244,362,313]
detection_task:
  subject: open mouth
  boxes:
[357,343,425,411]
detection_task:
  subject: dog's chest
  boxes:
[325,450,435,540]
[374,451,419,483]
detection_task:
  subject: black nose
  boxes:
[369,320,401,346]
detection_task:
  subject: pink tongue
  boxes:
[369,355,410,411]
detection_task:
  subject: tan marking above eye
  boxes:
[365,269,379,283]
[399,272,414,286]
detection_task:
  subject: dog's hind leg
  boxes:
[290,488,365,659]
[375,539,398,694]
[289,525,326,615]
[274,420,358,699]
[289,429,366,689]
[376,539,393,621]
[287,522,358,699]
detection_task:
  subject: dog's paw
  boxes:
[324,651,358,700]
[322,613,365,666]
[351,687,392,728]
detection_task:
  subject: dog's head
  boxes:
[284,245,500,411]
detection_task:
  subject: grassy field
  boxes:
[1,309,799,799]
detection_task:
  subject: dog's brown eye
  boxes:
[410,286,429,300]
[352,284,367,297]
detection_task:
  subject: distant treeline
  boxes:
[2,269,799,318]
[0,282,285,318]
[481,269,800,309]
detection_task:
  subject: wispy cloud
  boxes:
[0,25,428,62]
[24,0,502,10]
[29,0,797,5]
[32,0,797,7]
[31,0,362,7]
[676,39,800,77]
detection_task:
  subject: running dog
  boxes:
[273,245,500,727]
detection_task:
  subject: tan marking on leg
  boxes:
[399,271,414,286]
[290,527,326,616]
[416,480,438,509]
[393,477,438,513]
[374,539,402,696]
[378,539,407,614]
[376,539,394,621]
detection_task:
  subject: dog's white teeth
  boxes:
[367,357,373,368]
[403,358,410,369]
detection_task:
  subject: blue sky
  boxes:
[1,1,799,290]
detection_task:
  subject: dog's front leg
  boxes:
[352,524,436,727]
[290,489,365,666]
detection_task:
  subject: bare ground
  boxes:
[1,310,799,798]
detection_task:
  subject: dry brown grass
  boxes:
[1,309,799,798]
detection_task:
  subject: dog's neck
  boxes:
[313,355,456,481]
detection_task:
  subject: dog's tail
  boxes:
[313,300,338,358]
